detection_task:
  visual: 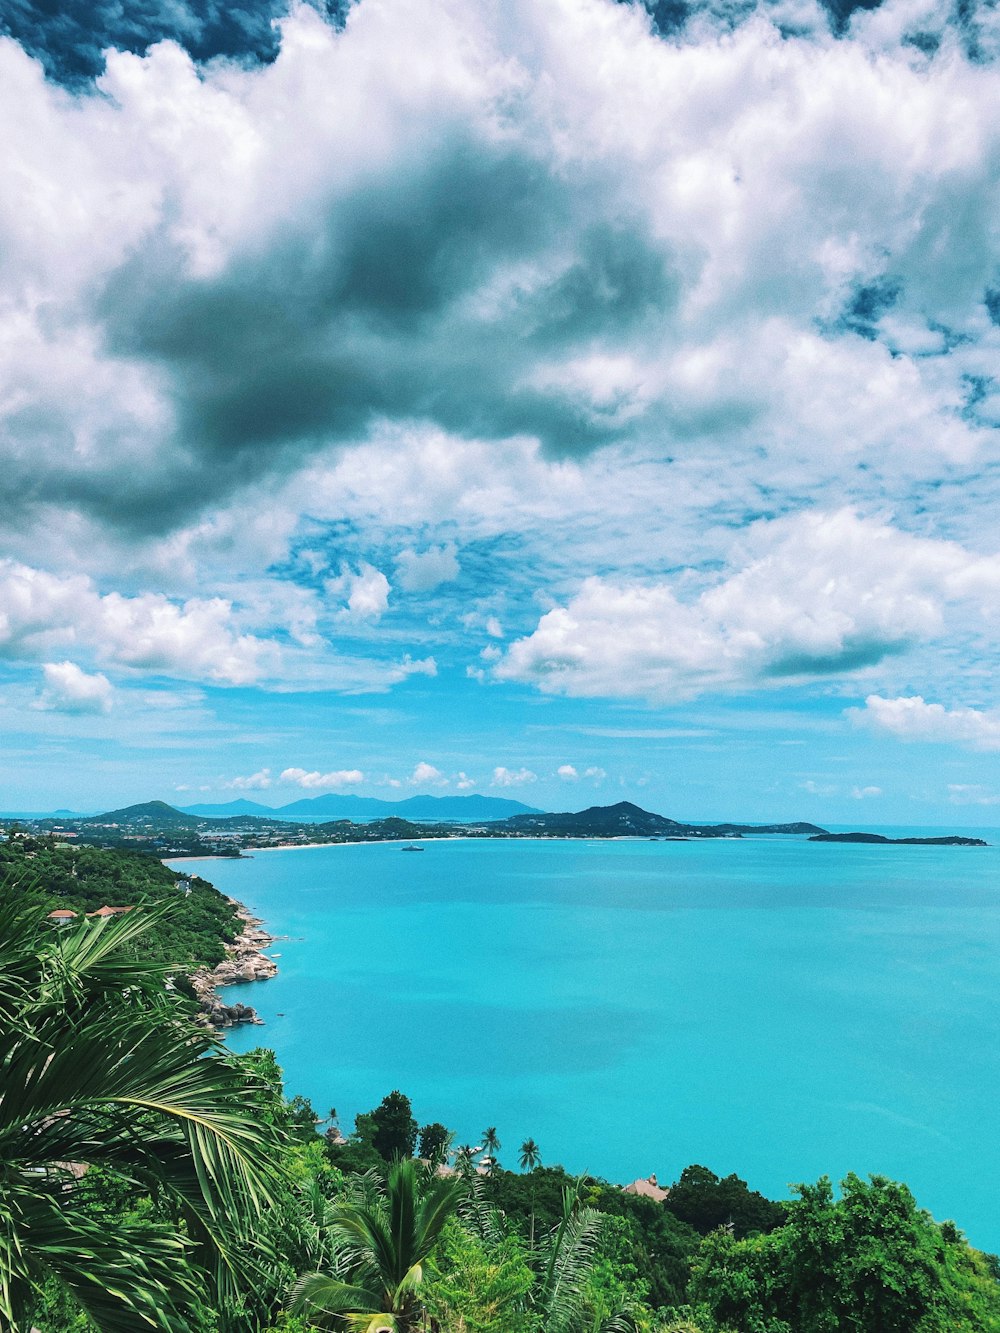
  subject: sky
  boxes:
[1,0,999,823]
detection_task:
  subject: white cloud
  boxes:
[0,560,270,685]
[3,0,1000,756]
[280,766,365,788]
[558,764,579,780]
[851,785,882,799]
[584,766,607,780]
[225,768,273,790]
[455,771,476,789]
[409,761,448,787]
[34,661,113,715]
[492,766,538,787]
[496,510,1000,701]
[1,0,999,560]
[326,564,391,621]
[848,695,1000,751]
[394,544,460,593]
[947,784,1000,807]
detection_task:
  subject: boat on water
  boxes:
[401,844,425,851]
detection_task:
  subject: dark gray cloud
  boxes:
[1,0,997,562]
[94,137,677,531]
[0,0,345,85]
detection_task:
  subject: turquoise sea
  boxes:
[175,834,1000,1252]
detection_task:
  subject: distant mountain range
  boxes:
[178,794,544,822]
[493,802,827,838]
[64,796,833,838]
[19,799,985,845]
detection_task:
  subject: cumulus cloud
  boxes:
[280,766,365,787]
[558,764,579,780]
[225,768,273,790]
[851,785,882,799]
[409,761,448,786]
[0,560,271,684]
[394,544,460,593]
[2,0,1000,553]
[34,661,113,715]
[496,510,1000,700]
[848,695,1000,751]
[5,0,1000,772]
[492,766,538,786]
[326,564,391,621]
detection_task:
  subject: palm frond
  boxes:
[2,1182,202,1332]
[0,896,290,1328]
[290,1271,385,1317]
[535,1180,609,1333]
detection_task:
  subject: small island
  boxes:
[809,832,988,847]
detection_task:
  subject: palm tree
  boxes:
[518,1138,541,1172]
[454,1143,476,1177]
[519,1139,541,1249]
[534,1180,637,1333]
[291,1157,465,1331]
[0,895,283,1332]
[482,1125,501,1173]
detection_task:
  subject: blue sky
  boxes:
[1,0,1000,822]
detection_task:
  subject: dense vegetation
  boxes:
[0,832,241,968]
[3,844,1000,1332]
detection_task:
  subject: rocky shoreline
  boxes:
[190,901,278,1029]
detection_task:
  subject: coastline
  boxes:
[189,899,278,1029]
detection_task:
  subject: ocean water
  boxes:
[174,834,1000,1252]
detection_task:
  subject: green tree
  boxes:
[664,1164,785,1238]
[690,1173,1000,1333]
[425,1217,536,1333]
[483,1125,502,1172]
[519,1139,542,1251]
[417,1121,452,1164]
[519,1139,541,1172]
[0,896,283,1332]
[291,1157,465,1331]
[370,1090,419,1162]
[534,1179,637,1333]
[455,1144,477,1177]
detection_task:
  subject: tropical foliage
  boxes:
[689,1173,1000,1333]
[0,834,241,968]
[290,1157,465,1331]
[0,893,283,1332]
